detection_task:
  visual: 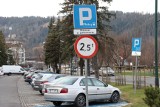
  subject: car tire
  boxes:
[110,91,120,103]
[52,101,62,106]
[39,90,44,95]
[39,90,42,94]
[75,94,86,107]
[8,72,11,76]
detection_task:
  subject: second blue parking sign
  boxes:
[132,38,142,56]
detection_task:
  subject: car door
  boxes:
[91,78,112,99]
[80,78,97,100]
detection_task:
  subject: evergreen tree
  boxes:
[0,31,7,66]
[59,0,114,78]
[44,17,60,72]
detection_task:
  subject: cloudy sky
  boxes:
[0,0,156,17]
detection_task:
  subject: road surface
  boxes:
[0,75,21,107]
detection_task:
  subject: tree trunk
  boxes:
[87,59,90,76]
[92,55,99,79]
[79,58,84,76]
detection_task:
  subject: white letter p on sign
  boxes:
[134,39,139,47]
[79,8,92,26]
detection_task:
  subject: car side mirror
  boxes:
[104,84,108,87]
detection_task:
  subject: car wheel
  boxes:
[52,101,62,106]
[39,90,42,94]
[8,72,11,76]
[110,91,120,103]
[75,94,86,107]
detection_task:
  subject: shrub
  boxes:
[143,85,160,107]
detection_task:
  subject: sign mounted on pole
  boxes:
[74,35,98,59]
[73,5,97,29]
[132,38,142,56]
[73,5,97,107]
[74,29,96,35]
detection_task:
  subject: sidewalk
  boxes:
[17,76,51,107]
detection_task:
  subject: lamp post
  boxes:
[155,0,159,87]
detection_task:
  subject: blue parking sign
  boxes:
[132,38,142,56]
[73,5,97,29]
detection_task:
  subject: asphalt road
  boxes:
[109,75,160,86]
[0,75,22,107]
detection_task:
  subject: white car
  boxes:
[91,67,115,76]
[44,76,121,107]
[99,67,115,76]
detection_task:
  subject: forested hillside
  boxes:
[0,12,159,60]
[0,16,50,48]
[110,11,156,37]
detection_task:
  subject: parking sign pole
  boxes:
[73,4,97,106]
[85,59,89,107]
[134,56,138,93]
[132,38,141,93]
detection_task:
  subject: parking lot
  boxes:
[16,76,129,107]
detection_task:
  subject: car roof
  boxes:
[38,71,55,74]
[64,76,95,79]
[49,74,67,77]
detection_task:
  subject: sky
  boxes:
[0,0,157,17]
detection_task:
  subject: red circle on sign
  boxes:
[74,35,98,59]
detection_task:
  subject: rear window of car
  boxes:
[54,77,78,85]
[80,78,93,86]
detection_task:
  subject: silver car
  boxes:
[44,76,121,107]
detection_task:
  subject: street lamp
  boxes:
[155,0,159,87]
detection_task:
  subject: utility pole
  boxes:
[155,0,159,87]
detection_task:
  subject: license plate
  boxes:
[49,89,58,93]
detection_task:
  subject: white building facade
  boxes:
[6,34,26,65]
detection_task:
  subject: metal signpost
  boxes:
[132,38,142,93]
[73,5,97,107]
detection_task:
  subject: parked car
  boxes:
[33,73,54,93]
[30,71,56,87]
[24,72,35,84]
[24,69,43,79]
[44,76,121,107]
[34,74,67,94]
[91,67,115,76]
[2,65,27,75]
[30,73,43,87]
[99,67,115,76]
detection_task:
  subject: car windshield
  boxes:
[47,75,56,81]
[54,77,78,85]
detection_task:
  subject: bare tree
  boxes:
[114,32,132,66]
